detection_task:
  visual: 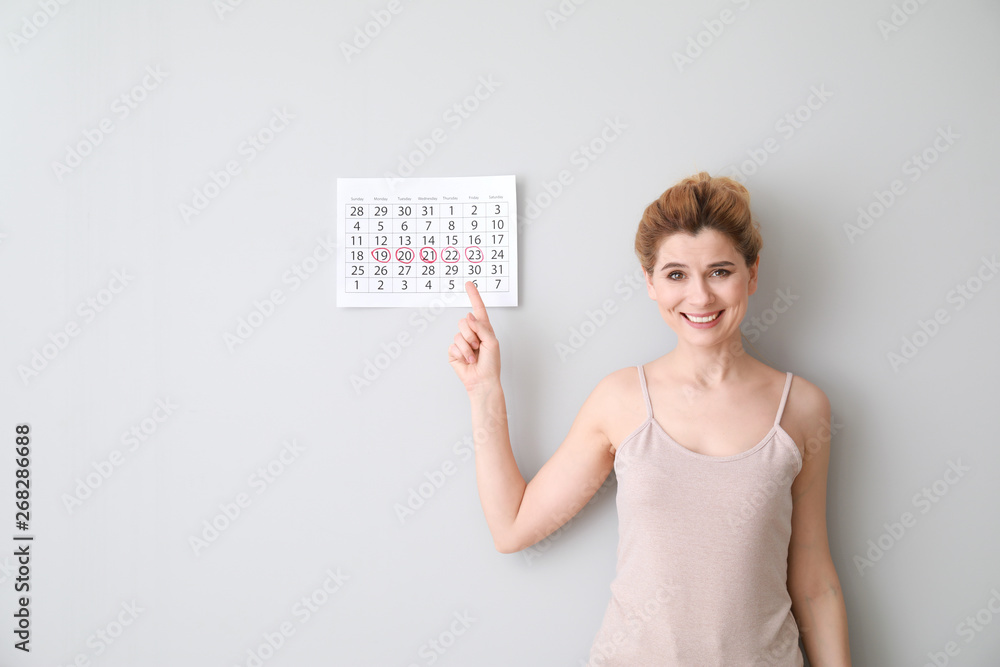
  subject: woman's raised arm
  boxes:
[449,282,616,553]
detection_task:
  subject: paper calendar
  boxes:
[336,175,518,307]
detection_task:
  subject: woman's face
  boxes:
[644,228,759,344]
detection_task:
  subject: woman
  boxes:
[447,172,851,665]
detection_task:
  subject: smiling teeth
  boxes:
[686,312,720,323]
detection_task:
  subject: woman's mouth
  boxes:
[681,310,724,328]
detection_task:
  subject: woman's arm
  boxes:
[786,380,852,665]
[449,282,616,553]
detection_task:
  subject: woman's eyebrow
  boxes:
[659,260,737,270]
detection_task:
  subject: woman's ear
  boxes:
[747,256,760,297]
[644,268,657,299]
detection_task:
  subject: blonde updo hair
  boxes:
[635,172,763,277]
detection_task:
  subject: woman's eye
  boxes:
[667,270,729,279]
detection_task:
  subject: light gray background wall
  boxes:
[1,1,998,665]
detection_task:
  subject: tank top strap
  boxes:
[774,371,794,427]
[636,364,653,420]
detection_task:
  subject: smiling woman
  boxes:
[637,173,762,352]
[448,172,851,666]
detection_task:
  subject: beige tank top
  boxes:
[587,364,804,666]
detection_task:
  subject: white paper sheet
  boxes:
[336,175,518,308]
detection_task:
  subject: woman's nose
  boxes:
[687,278,714,305]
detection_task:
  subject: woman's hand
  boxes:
[448,281,501,393]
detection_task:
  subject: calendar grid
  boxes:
[337,176,517,308]
[343,202,511,295]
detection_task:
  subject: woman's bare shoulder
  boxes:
[588,365,647,453]
[590,364,643,401]
[787,372,830,415]
[783,371,832,451]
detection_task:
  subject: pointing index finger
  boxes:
[465,281,490,321]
